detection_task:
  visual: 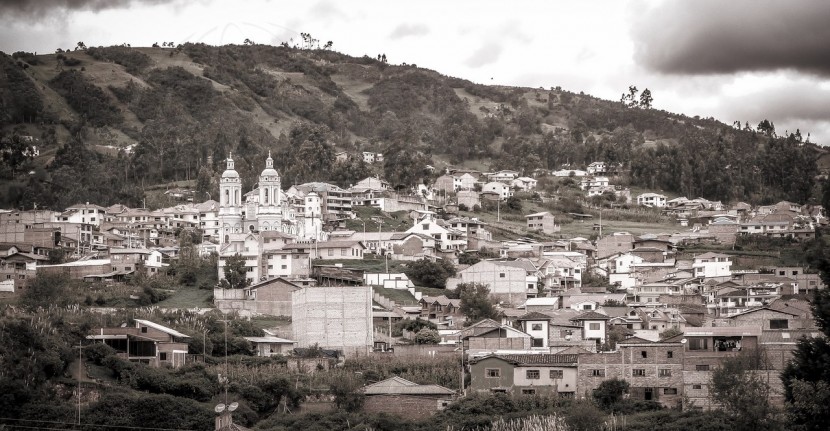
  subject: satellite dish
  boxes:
[228,402,238,412]
[215,403,226,413]
[680,338,687,344]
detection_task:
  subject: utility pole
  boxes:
[77,340,82,425]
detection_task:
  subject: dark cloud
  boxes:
[0,0,176,21]
[632,0,830,76]
[389,23,429,39]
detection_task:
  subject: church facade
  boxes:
[218,153,323,243]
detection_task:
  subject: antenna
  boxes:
[215,403,226,413]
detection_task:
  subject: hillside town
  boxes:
[1,152,827,425]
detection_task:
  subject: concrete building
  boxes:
[446,260,538,305]
[636,193,667,208]
[525,212,560,234]
[291,285,374,356]
[86,319,190,368]
[692,252,732,279]
[214,277,302,317]
[362,377,455,420]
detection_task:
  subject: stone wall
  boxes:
[362,395,450,420]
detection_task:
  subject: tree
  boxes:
[710,350,776,431]
[329,375,365,412]
[659,327,683,340]
[218,253,250,289]
[414,328,441,344]
[593,378,630,411]
[404,258,456,289]
[456,282,501,324]
[505,195,522,212]
[620,85,639,108]
[639,88,653,109]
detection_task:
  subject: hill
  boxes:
[0,43,824,210]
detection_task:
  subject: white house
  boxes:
[580,176,609,191]
[482,182,512,200]
[446,259,539,304]
[570,311,609,345]
[692,252,732,279]
[511,177,537,191]
[587,162,607,175]
[405,212,466,252]
[552,169,588,177]
[487,170,519,183]
[636,193,667,208]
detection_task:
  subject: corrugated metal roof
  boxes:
[363,376,456,395]
[134,319,190,338]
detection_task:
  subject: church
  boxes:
[218,153,323,243]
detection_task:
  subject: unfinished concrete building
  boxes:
[291,285,373,357]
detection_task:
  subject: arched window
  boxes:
[264,188,269,204]
[224,189,229,205]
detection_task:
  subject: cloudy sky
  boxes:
[2,0,829,144]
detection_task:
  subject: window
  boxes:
[689,338,708,351]
[532,338,545,347]
[140,327,147,333]
[422,224,429,230]
[531,324,543,331]
[341,249,348,256]
[641,351,648,358]
[589,323,600,330]
[328,249,334,256]
[281,265,287,270]
[159,352,168,361]
[583,304,592,310]
[521,389,536,395]
[663,388,678,395]
[591,369,605,377]
[550,370,564,379]
[693,384,702,390]
[770,319,789,329]
[281,255,287,259]
[526,370,540,379]
[696,364,710,371]
[667,351,673,359]
[486,369,501,378]
[499,273,505,278]
[632,369,646,377]
[658,369,672,377]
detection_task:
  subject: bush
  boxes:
[414,328,440,344]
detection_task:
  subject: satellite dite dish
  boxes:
[215,403,226,413]
[228,402,239,412]
[681,338,687,344]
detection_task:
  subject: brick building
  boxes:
[362,377,455,420]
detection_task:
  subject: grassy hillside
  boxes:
[0,44,824,211]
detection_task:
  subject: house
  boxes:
[580,176,609,191]
[390,232,437,260]
[511,177,537,191]
[525,212,560,234]
[578,341,685,408]
[771,266,826,294]
[724,307,804,330]
[405,212,466,254]
[587,162,607,175]
[460,319,533,354]
[334,151,350,163]
[487,170,520,183]
[517,311,556,349]
[362,152,383,164]
[109,248,167,276]
[420,295,463,327]
[469,354,579,397]
[570,311,610,346]
[434,175,461,193]
[362,377,455,420]
[456,190,481,210]
[283,240,366,260]
[457,173,478,190]
[244,336,296,356]
[446,259,539,304]
[214,277,302,317]
[57,203,107,227]
[595,232,635,259]
[692,252,732,279]
[636,193,667,208]
[481,182,512,200]
[86,319,190,368]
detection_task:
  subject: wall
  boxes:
[292,286,373,356]
[362,395,450,420]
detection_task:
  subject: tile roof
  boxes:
[363,376,455,395]
[571,311,611,321]
[516,311,554,321]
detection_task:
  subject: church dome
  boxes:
[222,154,239,178]
[260,152,279,178]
